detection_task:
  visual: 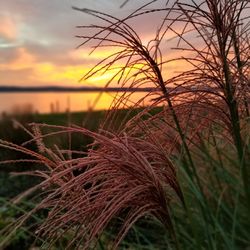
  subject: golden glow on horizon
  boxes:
[0,45,190,88]
[33,64,88,84]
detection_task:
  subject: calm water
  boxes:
[0,92,146,114]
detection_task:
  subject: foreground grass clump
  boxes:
[1,0,250,249]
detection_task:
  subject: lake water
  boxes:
[0,92,146,114]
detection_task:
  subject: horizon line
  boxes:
[0,85,159,93]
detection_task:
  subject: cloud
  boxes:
[0,14,17,41]
[0,47,35,71]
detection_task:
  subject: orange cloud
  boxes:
[0,15,17,40]
[0,48,35,70]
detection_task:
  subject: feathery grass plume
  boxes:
[31,124,46,153]
[74,0,250,201]
[0,124,183,249]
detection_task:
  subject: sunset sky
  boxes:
[0,0,187,112]
[0,0,170,87]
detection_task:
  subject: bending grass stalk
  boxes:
[132,32,218,248]
[148,52,218,249]
[217,31,250,212]
[207,0,250,211]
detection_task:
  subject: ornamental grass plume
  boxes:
[72,1,229,201]
[74,0,250,200]
[0,124,183,249]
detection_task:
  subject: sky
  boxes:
[0,0,169,87]
[0,0,186,113]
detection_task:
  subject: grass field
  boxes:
[1,0,250,249]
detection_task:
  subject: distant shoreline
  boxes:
[0,86,158,93]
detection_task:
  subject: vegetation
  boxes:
[1,0,250,249]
